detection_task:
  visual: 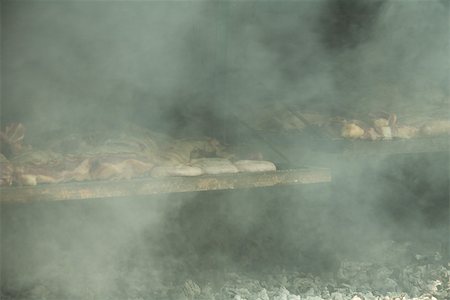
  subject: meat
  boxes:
[151,165,203,177]
[0,122,279,185]
[338,112,428,141]
[90,154,154,181]
[0,154,14,186]
[191,158,239,175]
[0,123,27,156]
[421,120,450,136]
[372,115,393,140]
[159,138,226,165]
[341,122,365,139]
[11,151,91,186]
[394,125,419,139]
[244,107,449,141]
[59,156,91,182]
[77,131,159,181]
[234,160,277,173]
[363,127,382,141]
[0,124,240,184]
[10,150,155,185]
[0,124,163,185]
[11,150,64,185]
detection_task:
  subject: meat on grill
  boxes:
[89,154,155,181]
[234,160,277,173]
[191,158,239,175]
[151,165,204,177]
[240,106,449,141]
[0,123,28,156]
[159,138,227,165]
[11,151,91,186]
[0,154,14,186]
[421,119,450,136]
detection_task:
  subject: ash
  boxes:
[2,201,448,300]
[206,259,449,300]
[4,247,448,300]
[135,251,449,300]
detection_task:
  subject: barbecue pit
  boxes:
[1,1,449,299]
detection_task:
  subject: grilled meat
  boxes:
[12,150,91,186]
[394,125,419,139]
[234,160,276,173]
[191,158,239,175]
[0,153,14,186]
[341,122,366,139]
[90,154,154,181]
[151,165,203,177]
[0,123,27,156]
[159,138,226,165]
[421,119,450,136]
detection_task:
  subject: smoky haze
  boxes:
[1,0,449,299]
[3,0,448,134]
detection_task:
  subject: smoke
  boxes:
[2,0,207,134]
[2,0,448,131]
[331,0,450,113]
[1,0,449,299]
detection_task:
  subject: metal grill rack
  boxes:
[0,168,331,203]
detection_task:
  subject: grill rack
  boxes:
[0,168,331,203]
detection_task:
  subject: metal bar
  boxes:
[231,114,293,164]
[259,133,449,156]
[342,137,449,156]
[0,168,331,203]
[283,104,311,127]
